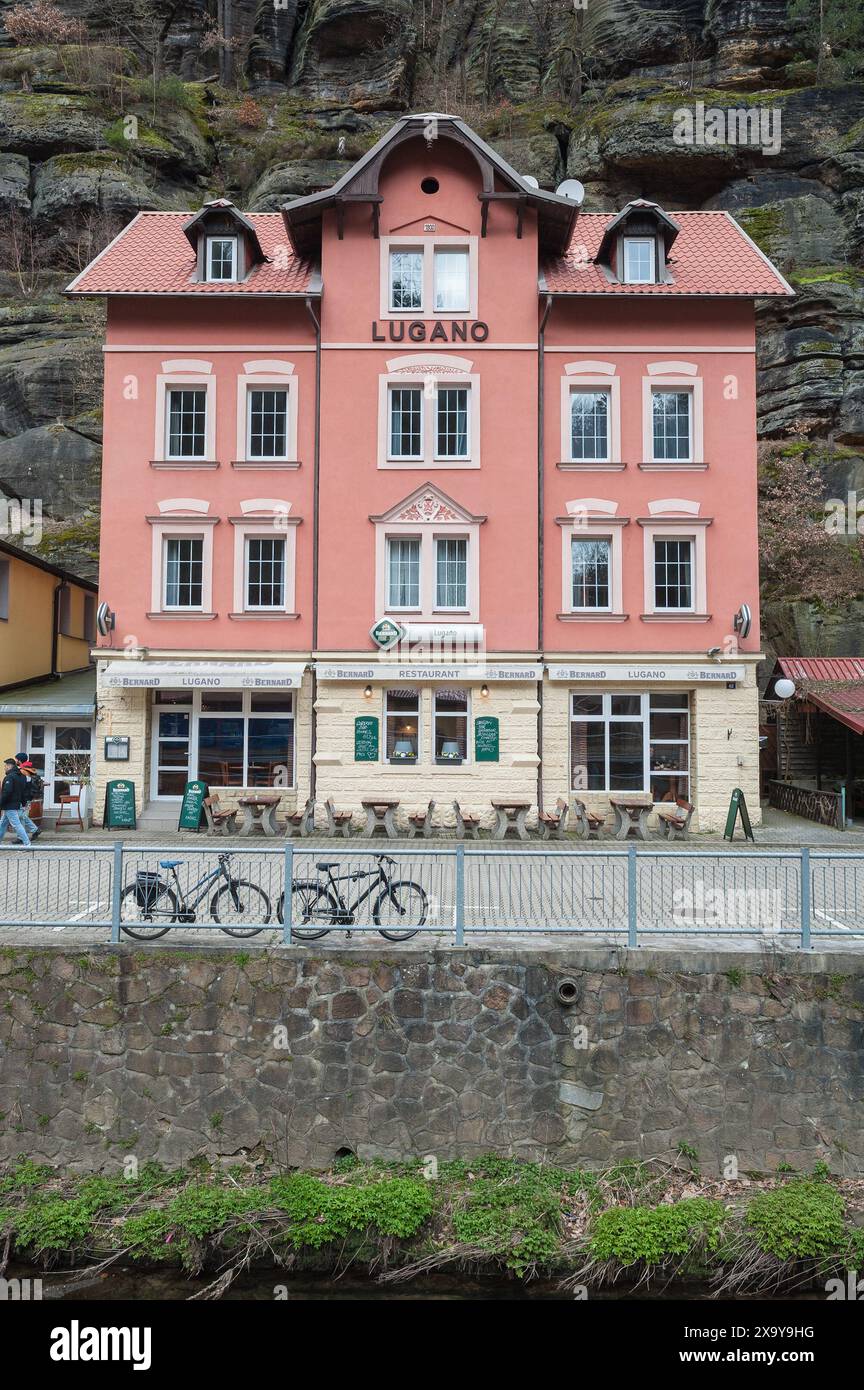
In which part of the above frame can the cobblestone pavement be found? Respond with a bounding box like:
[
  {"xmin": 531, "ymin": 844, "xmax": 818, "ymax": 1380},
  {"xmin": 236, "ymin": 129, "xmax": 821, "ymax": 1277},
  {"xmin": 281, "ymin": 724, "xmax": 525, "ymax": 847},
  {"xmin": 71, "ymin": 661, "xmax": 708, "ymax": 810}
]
[{"xmin": 1, "ymin": 806, "xmax": 863, "ymax": 949}]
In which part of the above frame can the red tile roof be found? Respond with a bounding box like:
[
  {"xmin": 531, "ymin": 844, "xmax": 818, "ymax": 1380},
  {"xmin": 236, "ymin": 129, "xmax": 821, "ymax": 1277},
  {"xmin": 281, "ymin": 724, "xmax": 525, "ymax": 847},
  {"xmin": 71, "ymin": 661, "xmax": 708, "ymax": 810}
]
[
  {"xmin": 541, "ymin": 211, "xmax": 792, "ymax": 297},
  {"xmin": 775, "ymin": 658, "xmax": 864, "ymax": 736},
  {"xmin": 66, "ymin": 212, "xmax": 316, "ymax": 296}
]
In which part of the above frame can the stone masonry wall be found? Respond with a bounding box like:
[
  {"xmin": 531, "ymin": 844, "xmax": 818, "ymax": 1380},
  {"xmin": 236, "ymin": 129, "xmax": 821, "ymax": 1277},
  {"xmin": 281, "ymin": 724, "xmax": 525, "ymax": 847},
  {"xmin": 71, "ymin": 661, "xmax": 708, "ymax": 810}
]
[{"xmin": 1, "ymin": 945, "xmax": 862, "ymax": 1174}]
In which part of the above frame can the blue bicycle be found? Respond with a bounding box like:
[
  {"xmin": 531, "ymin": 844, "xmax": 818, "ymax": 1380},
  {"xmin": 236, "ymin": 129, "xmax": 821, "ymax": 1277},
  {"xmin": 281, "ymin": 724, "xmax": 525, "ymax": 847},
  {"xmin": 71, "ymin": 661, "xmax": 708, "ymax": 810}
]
[{"xmin": 119, "ymin": 852, "xmax": 271, "ymax": 940}]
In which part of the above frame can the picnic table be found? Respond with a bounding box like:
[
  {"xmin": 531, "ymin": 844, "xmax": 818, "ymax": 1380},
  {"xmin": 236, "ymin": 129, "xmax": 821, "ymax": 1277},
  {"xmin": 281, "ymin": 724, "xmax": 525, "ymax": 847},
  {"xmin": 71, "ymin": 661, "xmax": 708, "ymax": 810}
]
[
  {"xmin": 361, "ymin": 798, "xmax": 400, "ymax": 838},
  {"xmin": 491, "ymin": 799, "xmax": 531, "ymax": 841},
  {"xmin": 609, "ymin": 796, "xmax": 653, "ymax": 841},
  {"xmin": 237, "ymin": 793, "xmax": 282, "ymax": 837}
]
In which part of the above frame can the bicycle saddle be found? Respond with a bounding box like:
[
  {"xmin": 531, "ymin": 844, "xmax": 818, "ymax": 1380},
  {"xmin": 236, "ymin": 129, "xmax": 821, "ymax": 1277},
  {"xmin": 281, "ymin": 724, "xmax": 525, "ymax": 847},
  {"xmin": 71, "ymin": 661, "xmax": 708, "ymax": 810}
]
[
  {"xmin": 316, "ymin": 861, "xmax": 339, "ymax": 871},
  {"xmin": 159, "ymin": 859, "xmax": 183, "ymax": 869}
]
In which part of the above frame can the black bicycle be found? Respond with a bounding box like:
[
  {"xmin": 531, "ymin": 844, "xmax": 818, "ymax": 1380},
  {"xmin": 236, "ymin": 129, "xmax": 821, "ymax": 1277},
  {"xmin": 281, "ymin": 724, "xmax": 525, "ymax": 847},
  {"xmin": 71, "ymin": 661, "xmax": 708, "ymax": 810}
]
[
  {"xmin": 277, "ymin": 854, "xmax": 428, "ymax": 942},
  {"xmin": 119, "ymin": 852, "xmax": 271, "ymax": 940}
]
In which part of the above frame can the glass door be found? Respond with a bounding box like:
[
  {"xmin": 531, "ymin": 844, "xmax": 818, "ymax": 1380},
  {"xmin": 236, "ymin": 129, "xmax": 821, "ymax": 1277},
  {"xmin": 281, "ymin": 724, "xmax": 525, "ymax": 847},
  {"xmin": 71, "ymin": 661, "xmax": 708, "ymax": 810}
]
[
  {"xmin": 150, "ymin": 692, "xmax": 192, "ymax": 799},
  {"xmin": 25, "ymin": 723, "xmax": 93, "ymax": 808}
]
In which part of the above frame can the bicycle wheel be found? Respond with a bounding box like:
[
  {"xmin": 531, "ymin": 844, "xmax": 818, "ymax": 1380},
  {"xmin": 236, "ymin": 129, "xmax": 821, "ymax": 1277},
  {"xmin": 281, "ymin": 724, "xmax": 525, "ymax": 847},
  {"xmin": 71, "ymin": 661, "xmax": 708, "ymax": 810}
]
[
  {"xmin": 211, "ymin": 879, "xmax": 271, "ymax": 938},
  {"xmin": 276, "ymin": 880, "xmax": 340, "ymax": 940},
  {"xmin": 119, "ymin": 882, "xmax": 178, "ymax": 941},
  {"xmin": 373, "ymin": 880, "xmax": 428, "ymax": 940}
]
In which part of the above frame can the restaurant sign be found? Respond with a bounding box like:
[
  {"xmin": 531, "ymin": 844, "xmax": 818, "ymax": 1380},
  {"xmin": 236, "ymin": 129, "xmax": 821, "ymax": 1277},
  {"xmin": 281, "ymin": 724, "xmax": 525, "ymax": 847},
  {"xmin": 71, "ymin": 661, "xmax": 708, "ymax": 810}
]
[
  {"xmin": 101, "ymin": 662, "xmax": 305, "ymax": 689},
  {"xmin": 546, "ymin": 664, "xmax": 746, "ymax": 683},
  {"xmin": 318, "ymin": 663, "xmax": 541, "ymax": 682}
]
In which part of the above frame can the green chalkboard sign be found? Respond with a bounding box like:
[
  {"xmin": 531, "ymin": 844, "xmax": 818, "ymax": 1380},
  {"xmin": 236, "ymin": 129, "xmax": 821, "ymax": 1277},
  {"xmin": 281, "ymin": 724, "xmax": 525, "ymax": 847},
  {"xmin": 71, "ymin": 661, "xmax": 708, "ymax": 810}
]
[
  {"xmin": 178, "ymin": 779, "xmax": 209, "ymax": 831},
  {"xmin": 354, "ymin": 715, "xmax": 379, "ymax": 762},
  {"xmin": 103, "ymin": 779, "xmax": 136, "ymax": 829},
  {"xmin": 475, "ymin": 716, "xmax": 500, "ymax": 763},
  {"xmin": 724, "ymin": 787, "xmax": 754, "ymax": 842}
]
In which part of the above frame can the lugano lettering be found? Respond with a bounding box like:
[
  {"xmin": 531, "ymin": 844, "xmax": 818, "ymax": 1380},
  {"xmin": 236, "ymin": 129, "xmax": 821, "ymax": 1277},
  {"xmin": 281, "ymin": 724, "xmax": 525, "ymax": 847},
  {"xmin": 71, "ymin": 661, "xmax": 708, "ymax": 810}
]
[{"xmin": 372, "ymin": 320, "xmax": 489, "ymax": 343}]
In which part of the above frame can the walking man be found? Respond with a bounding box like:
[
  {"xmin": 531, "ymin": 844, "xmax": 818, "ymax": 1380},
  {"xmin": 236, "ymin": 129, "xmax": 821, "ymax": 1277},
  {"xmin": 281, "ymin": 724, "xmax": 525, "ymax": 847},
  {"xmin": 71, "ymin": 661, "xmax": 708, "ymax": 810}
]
[
  {"xmin": 0, "ymin": 757, "xmax": 33, "ymax": 847},
  {"xmin": 15, "ymin": 754, "xmax": 41, "ymax": 841}
]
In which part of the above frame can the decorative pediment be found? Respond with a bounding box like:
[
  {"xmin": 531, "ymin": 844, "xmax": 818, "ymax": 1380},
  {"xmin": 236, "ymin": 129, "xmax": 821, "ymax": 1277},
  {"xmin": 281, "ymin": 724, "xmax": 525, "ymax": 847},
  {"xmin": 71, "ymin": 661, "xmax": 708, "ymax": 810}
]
[
  {"xmin": 371, "ymin": 482, "xmax": 486, "ymax": 526},
  {"xmin": 388, "ymin": 215, "xmax": 471, "ymax": 236}
]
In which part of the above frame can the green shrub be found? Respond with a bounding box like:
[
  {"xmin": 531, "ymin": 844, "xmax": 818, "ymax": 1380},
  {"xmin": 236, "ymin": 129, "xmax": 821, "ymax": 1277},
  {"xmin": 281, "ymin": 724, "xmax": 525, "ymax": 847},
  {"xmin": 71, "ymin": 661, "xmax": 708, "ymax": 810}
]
[
  {"xmin": 745, "ymin": 1180, "xmax": 846, "ymax": 1260},
  {"xmin": 589, "ymin": 1198, "xmax": 727, "ymax": 1267}
]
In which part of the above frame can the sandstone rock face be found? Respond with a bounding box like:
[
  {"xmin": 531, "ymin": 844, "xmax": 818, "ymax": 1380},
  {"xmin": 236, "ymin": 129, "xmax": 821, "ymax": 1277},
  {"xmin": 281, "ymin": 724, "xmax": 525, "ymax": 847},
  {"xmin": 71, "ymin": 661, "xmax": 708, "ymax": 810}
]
[{"xmin": 0, "ymin": 0, "xmax": 861, "ymax": 653}]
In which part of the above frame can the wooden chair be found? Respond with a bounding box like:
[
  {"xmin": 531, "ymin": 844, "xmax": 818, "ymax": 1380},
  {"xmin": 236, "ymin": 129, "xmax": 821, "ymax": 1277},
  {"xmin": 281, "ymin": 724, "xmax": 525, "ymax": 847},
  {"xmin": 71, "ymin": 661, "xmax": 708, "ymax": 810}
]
[
  {"xmin": 54, "ymin": 791, "xmax": 85, "ymax": 831},
  {"xmin": 324, "ymin": 797, "xmax": 353, "ymax": 838},
  {"xmin": 203, "ymin": 794, "xmax": 238, "ymax": 837},
  {"xmin": 657, "ymin": 798, "xmax": 695, "ymax": 841},
  {"xmin": 538, "ymin": 796, "xmax": 570, "ymax": 840},
  {"xmin": 572, "ymin": 798, "xmax": 606, "ymax": 840},
  {"xmin": 453, "ymin": 800, "xmax": 481, "ymax": 839},
  {"xmin": 407, "ymin": 799, "xmax": 436, "ymax": 838},
  {"xmin": 285, "ymin": 796, "xmax": 315, "ymax": 838}
]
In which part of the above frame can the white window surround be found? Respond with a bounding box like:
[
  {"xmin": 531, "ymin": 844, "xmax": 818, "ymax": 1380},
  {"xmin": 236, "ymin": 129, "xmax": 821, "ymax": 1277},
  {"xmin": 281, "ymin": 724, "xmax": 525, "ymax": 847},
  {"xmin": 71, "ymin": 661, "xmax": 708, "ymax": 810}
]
[
  {"xmin": 379, "ymin": 236, "xmax": 479, "ymax": 320},
  {"xmin": 640, "ymin": 501, "xmax": 710, "ymax": 619},
  {"xmin": 560, "ymin": 361, "xmax": 621, "ymax": 469},
  {"xmin": 557, "ymin": 498, "xmax": 627, "ymax": 620},
  {"xmin": 378, "ymin": 355, "xmax": 480, "ymax": 469},
  {"xmin": 206, "ymin": 236, "xmax": 238, "ymax": 283},
  {"xmin": 622, "ymin": 236, "xmax": 656, "ymax": 284},
  {"xmin": 372, "ymin": 483, "xmax": 484, "ymax": 621},
  {"xmin": 229, "ymin": 502, "xmax": 298, "ymax": 618},
  {"xmin": 147, "ymin": 511, "xmax": 216, "ymax": 617},
  {"xmin": 155, "ymin": 360, "xmax": 216, "ymax": 464},
  {"xmin": 234, "ymin": 360, "xmax": 299, "ymax": 467},
  {"xmin": 642, "ymin": 361, "xmax": 704, "ymax": 467}
]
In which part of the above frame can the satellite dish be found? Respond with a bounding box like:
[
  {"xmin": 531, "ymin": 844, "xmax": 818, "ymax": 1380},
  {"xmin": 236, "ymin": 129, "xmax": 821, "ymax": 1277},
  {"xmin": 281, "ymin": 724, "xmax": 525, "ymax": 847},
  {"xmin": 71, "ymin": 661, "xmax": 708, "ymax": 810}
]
[
  {"xmin": 96, "ymin": 601, "xmax": 115, "ymax": 637},
  {"xmin": 521, "ymin": 174, "xmax": 539, "ymax": 189},
  {"xmin": 556, "ymin": 178, "xmax": 585, "ymax": 204},
  {"xmin": 733, "ymin": 603, "xmax": 752, "ymax": 639}
]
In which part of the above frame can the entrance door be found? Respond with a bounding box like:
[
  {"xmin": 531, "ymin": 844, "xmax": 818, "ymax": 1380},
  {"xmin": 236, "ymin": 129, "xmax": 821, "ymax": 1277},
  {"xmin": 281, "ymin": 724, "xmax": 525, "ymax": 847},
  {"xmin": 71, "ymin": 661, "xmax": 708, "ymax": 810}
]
[{"xmin": 25, "ymin": 723, "xmax": 93, "ymax": 809}]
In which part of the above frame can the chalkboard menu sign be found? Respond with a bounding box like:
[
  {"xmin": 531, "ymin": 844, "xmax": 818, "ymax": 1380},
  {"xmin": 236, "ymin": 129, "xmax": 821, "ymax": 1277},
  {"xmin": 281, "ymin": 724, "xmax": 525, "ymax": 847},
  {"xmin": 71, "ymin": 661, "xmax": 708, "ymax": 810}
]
[
  {"xmin": 103, "ymin": 779, "xmax": 136, "ymax": 829},
  {"xmin": 724, "ymin": 787, "xmax": 754, "ymax": 842},
  {"xmin": 354, "ymin": 715, "xmax": 379, "ymax": 762},
  {"xmin": 178, "ymin": 779, "xmax": 209, "ymax": 831},
  {"xmin": 475, "ymin": 716, "xmax": 499, "ymax": 763}
]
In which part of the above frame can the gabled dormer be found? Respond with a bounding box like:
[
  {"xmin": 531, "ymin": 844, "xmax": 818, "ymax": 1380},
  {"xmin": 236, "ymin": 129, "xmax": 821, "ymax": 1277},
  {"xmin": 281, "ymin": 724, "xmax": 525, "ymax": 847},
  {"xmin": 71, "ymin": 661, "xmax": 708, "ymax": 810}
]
[
  {"xmin": 182, "ymin": 199, "xmax": 268, "ymax": 284},
  {"xmin": 596, "ymin": 200, "xmax": 680, "ymax": 286}
]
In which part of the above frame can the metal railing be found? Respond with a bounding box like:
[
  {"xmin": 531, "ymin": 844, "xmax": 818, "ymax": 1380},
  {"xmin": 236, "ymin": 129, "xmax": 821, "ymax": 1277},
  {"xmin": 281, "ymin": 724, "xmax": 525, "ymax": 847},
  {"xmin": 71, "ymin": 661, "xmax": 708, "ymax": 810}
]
[{"xmin": 1, "ymin": 843, "xmax": 864, "ymax": 948}]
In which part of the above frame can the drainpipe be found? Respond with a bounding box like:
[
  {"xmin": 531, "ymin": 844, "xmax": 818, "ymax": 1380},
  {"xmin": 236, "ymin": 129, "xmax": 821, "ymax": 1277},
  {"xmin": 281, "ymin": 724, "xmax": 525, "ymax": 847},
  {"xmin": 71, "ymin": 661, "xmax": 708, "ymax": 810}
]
[
  {"xmin": 51, "ymin": 582, "xmax": 64, "ymax": 678},
  {"xmin": 305, "ymin": 294, "xmax": 322, "ymax": 800},
  {"xmin": 537, "ymin": 294, "xmax": 553, "ymax": 811}
]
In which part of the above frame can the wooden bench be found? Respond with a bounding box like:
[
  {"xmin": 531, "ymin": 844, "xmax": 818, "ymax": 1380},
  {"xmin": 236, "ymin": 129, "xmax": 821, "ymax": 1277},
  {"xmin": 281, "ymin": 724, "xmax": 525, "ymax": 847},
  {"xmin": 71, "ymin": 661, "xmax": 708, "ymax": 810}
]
[
  {"xmin": 285, "ymin": 796, "xmax": 315, "ymax": 838},
  {"xmin": 324, "ymin": 797, "xmax": 353, "ymax": 838},
  {"xmin": 203, "ymin": 794, "xmax": 238, "ymax": 837},
  {"xmin": 572, "ymin": 798, "xmax": 606, "ymax": 840},
  {"xmin": 538, "ymin": 796, "xmax": 570, "ymax": 840},
  {"xmin": 657, "ymin": 798, "xmax": 695, "ymax": 841},
  {"xmin": 453, "ymin": 800, "xmax": 481, "ymax": 839},
  {"xmin": 407, "ymin": 799, "xmax": 436, "ymax": 838}
]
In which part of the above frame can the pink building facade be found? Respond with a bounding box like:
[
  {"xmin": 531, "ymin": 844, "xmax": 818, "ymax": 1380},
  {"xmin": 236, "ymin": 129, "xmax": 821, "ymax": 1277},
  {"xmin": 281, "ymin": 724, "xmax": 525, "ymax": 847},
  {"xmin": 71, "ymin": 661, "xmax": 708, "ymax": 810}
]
[{"xmin": 70, "ymin": 115, "xmax": 791, "ymax": 831}]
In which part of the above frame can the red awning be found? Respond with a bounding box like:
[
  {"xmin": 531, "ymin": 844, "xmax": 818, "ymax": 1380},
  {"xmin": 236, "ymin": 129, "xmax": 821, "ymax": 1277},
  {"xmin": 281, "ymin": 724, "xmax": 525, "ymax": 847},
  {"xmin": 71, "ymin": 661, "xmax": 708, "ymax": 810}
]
[{"xmin": 775, "ymin": 658, "xmax": 864, "ymax": 736}]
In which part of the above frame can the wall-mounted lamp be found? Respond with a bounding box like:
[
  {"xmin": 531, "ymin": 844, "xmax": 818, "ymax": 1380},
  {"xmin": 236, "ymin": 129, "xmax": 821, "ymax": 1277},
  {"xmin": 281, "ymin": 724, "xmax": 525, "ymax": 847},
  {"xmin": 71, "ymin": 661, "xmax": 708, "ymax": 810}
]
[
  {"xmin": 774, "ymin": 678, "xmax": 796, "ymax": 700},
  {"xmin": 480, "ymin": 683, "xmax": 489, "ymax": 698},
  {"xmin": 363, "ymin": 685, "xmax": 373, "ymax": 699}
]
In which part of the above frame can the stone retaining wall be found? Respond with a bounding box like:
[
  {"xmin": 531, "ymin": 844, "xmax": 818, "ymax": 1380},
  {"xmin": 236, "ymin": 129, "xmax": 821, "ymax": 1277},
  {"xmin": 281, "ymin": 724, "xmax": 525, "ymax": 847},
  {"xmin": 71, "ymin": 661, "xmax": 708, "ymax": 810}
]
[{"xmin": 1, "ymin": 945, "xmax": 861, "ymax": 1173}]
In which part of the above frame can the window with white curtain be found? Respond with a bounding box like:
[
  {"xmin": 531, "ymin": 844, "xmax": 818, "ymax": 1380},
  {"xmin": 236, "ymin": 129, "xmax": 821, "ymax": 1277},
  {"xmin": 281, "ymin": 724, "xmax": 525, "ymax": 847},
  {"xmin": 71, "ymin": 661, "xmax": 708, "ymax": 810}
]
[
  {"xmin": 435, "ymin": 388, "xmax": 469, "ymax": 458},
  {"xmin": 387, "ymin": 536, "xmax": 421, "ymax": 608},
  {"xmin": 622, "ymin": 236, "xmax": 655, "ymax": 284},
  {"xmin": 433, "ymin": 248, "xmax": 469, "ymax": 310},
  {"xmin": 435, "ymin": 537, "xmax": 467, "ymax": 608}
]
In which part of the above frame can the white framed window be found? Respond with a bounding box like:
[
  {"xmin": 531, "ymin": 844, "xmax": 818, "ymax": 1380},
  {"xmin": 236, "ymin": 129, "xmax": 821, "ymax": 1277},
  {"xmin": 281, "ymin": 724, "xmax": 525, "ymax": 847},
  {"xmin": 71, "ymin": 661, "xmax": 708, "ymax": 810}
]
[
  {"xmin": 569, "ymin": 691, "xmax": 689, "ymax": 799},
  {"xmin": 434, "ymin": 688, "xmax": 469, "ymax": 763},
  {"xmin": 235, "ymin": 362, "xmax": 298, "ymax": 467},
  {"xmin": 380, "ymin": 238, "xmax": 478, "ymax": 320},
  {"xmin": 379, "ymin": 356, "xmax": 480, "ymax": 469},
  {"xmin": 389, "ymin": 249, "xmax": 423, "ymax": 311},
  {"xmin": 386, "ymin": 536, "xmax": 421, "ymax": 609},
  {"xmin": 652, "ymin": 389, "xmax": 692, "ymax": 461},
  {"xmin": 434, "ymin": 249, "xmax": 469, "ymax": 311},
  {"xmin": 560, "ymin": 363, "xmax": 621, "ymax": 468},
  {"xmin": 155, "ymin": 361, "xmax": 216, "ymax": 466},
  {"xmin": 570, "ymin": 390, "xmax": 610, "ymax": 462},
  {"xmin": 374, "ymin": 484, "xmax": 483, "ymax": 622},
  {"xmin": 230, "ymin": 505, "xmax": 298, "ymax": 617},
  {"xmin": 248, "ymin": 389, "xmax": 288, "ymax": 460},
  {"xmin": 167, "ymin": 387, "xmax": 207, "ymax": 459},
  {"xmin": 150, "ymin": 688, "xmax": 295, "ymax": 797},
  {"xmin": 206, "ymin": 236, "xmax": 237, "ymax": 282},
  {"xmin": 385, "ymin": 689, "xmax": 420, "ymax": 763},
  {"xmin": 245, "ymin": 536, "xmax": 286, "ymax": 609},
  {"xmin": 163, "ymin": 536, "xmax": 204, "ymax": 609},
  {"xmin": 571, "ymin": 537, "xmax": 611, "ymax": 611},
  {"xmin": 622, "ymin": 236, "xmax": 655, "ymax": 284},
  {"xmin": 148, "ymin": 503, "xmax": 216, "ymax": 617},
  {"xmin": 435, "ymin": 536, "xmax": 468, "ymax": 609},
  {"xmin": 653, "ymin": 537, "xmax": 693, "ymax": 611}
]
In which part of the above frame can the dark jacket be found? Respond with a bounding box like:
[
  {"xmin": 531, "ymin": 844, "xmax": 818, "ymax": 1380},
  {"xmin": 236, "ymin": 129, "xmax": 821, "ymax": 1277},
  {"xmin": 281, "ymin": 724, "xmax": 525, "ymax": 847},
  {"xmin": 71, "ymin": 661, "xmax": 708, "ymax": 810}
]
[{"xmin": 0, "ymin": 768, "xmax": 26, "ymax": 812}]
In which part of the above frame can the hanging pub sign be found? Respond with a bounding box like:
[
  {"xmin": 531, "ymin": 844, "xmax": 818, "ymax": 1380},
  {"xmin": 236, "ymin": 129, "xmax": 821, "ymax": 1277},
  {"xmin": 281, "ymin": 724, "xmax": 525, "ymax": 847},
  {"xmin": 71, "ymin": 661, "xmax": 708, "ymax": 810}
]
[
  {"xmin": 178, "ymin": 779, "xmax": 209, "ymax": 831},
  {"xmin": 354, "ymin": 715, "xmax": 379, "ymax": 762},
  {"xmin": 103, "ymin": 779, "xmax": 136, "ymax": 829},
  {"xmin": 475, "ymin": 716, "xmax": 500, "ymax": 763}
]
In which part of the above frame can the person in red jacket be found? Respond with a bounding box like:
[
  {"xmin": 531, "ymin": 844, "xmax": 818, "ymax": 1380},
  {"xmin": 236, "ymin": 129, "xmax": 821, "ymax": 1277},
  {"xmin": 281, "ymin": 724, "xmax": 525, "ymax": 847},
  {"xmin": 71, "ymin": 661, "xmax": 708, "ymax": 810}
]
[{"xmin": 0, "ymin": 758, "xmax": 32, "ymax": 847}]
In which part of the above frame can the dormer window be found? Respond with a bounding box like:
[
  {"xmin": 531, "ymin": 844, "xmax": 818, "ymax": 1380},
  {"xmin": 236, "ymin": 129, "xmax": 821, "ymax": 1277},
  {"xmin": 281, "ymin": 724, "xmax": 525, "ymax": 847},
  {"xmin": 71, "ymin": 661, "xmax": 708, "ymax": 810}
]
[
  {"xmin": 622, "ymin": 236, "xmax": 656, "ymax": 285},
  {"xmin": 207, "ymin": 237, "xmax": 237, "ymax": 282}
]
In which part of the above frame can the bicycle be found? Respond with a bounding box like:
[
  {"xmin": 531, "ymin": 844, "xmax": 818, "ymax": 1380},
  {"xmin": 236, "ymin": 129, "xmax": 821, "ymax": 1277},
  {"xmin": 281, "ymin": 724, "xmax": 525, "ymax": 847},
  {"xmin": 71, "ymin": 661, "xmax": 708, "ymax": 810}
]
[
  {"xmin": 277, "ymin": 854, "xmax": 428, "ymax": 942},
  {"xmin": 119, "ymin": 852, "xmax": 271, "ymax": 940}
]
